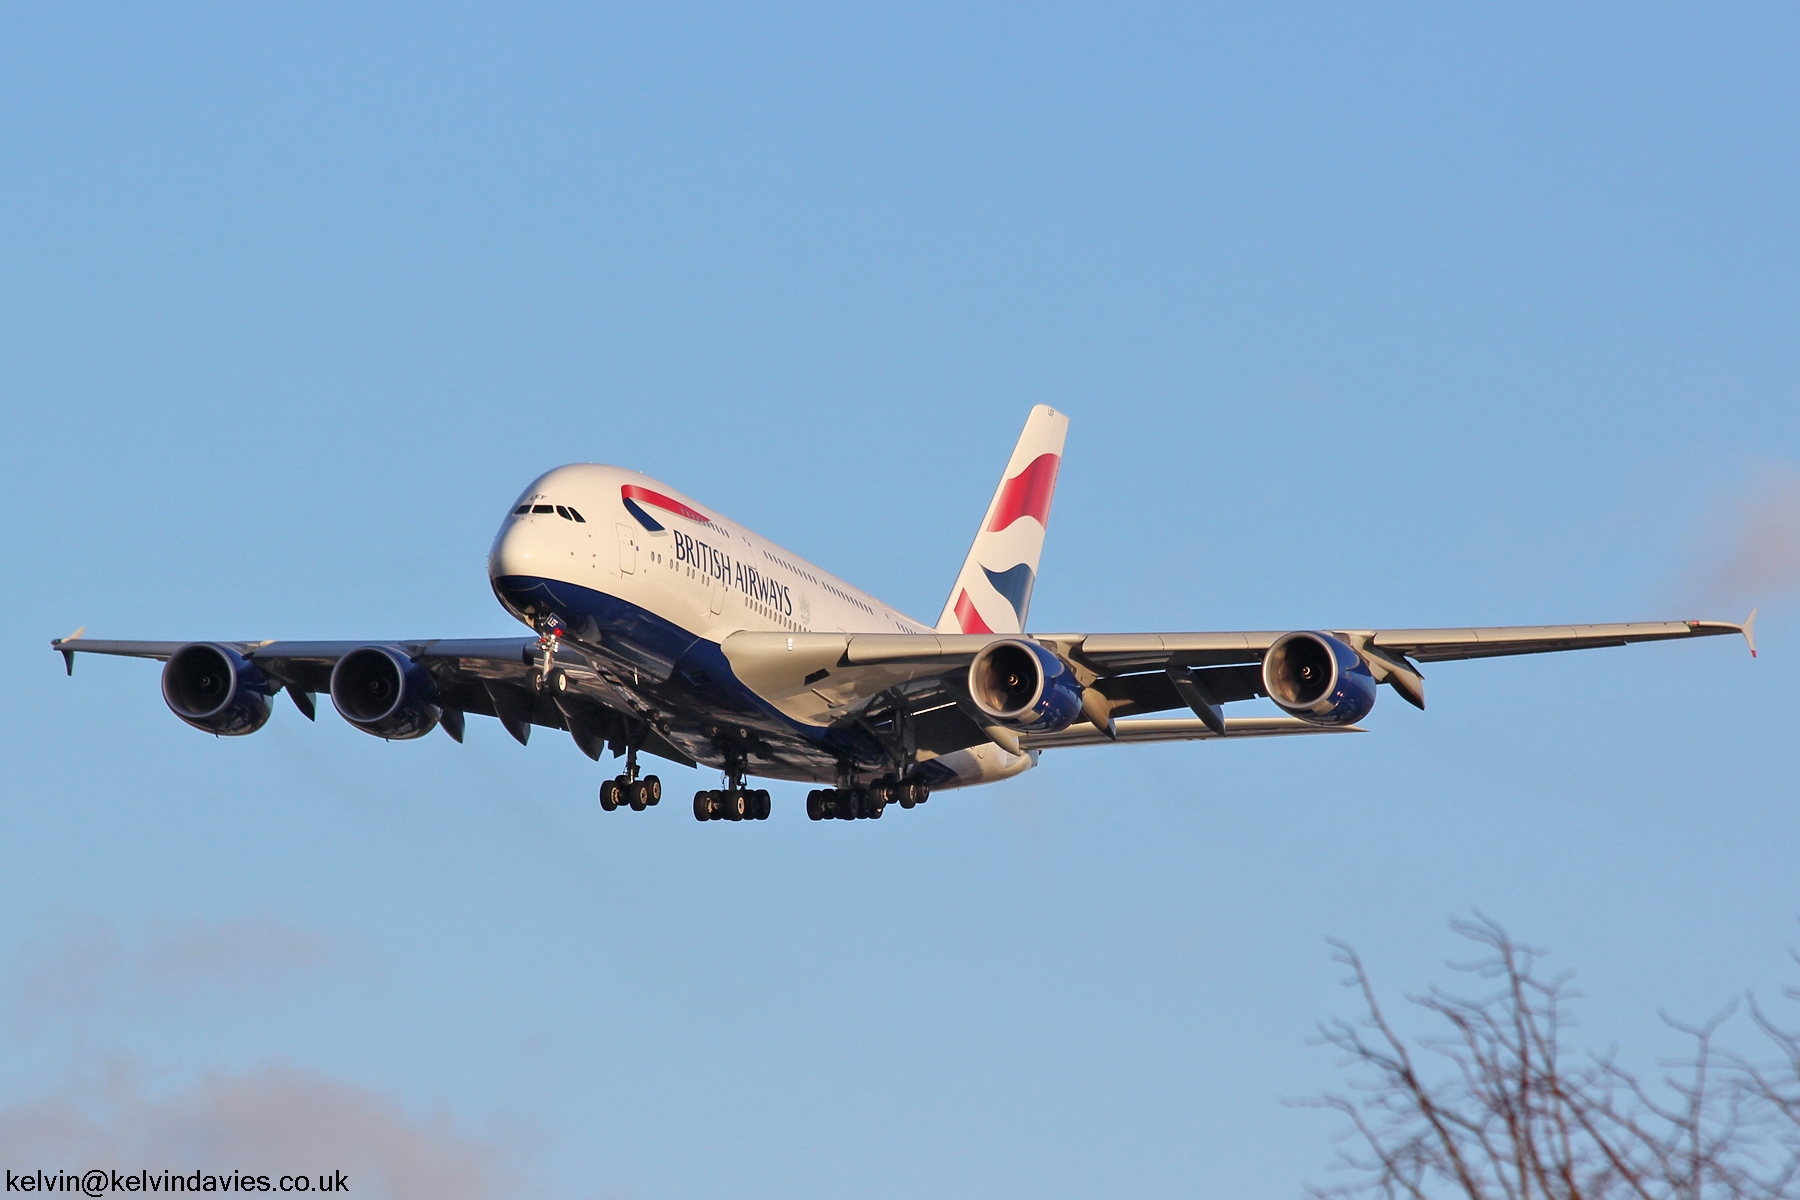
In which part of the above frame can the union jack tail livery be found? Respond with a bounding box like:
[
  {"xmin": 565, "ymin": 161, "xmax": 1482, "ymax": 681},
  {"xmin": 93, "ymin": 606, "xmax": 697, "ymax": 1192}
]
[{"xmin": 936, "ymin": 404, "xmax": 1069, "ymax": 635}]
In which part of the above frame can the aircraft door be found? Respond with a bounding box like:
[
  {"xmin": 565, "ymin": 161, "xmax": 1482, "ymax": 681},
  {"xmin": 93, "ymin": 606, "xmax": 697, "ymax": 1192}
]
[{"xmin": 616, "ymin": 525, "xmax": 638, "ymax": 575}]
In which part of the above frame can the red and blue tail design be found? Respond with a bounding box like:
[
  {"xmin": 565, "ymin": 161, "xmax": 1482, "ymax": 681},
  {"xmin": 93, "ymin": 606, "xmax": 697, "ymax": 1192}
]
[{"xmin": 936, "ymin": 406, "xmax": 1069, "ymax": 635}]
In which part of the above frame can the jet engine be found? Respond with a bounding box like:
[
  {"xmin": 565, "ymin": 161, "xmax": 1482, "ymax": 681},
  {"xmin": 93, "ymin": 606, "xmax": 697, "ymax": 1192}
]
[
  {"xmin": 161, "ymin": 643, "xmax": 274, "ymax": 736},
  {"xmin": 329, "ymin": 646, "xmax": 442, "ymax": 740},
  {"xmin": 1261, "ymin": 631, "xmax": 1377, "ymax": 726},
  {"xmin": 967, "ymin": 639, "xmax": 1085, "ymax": 733}
]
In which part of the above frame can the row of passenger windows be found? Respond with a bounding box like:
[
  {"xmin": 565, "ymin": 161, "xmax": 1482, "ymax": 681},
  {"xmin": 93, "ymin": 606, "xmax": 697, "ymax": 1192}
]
[
  {"xmin": 753, "ymin": 547, "xmax": 874, "ymax": 615},
  {"xmin": 514, "ymin": 503, "xmax": 587, "ymax": 523},
  {"xmin": 820, "ymin": 579, "xmax": 872, "ymax": 614}
]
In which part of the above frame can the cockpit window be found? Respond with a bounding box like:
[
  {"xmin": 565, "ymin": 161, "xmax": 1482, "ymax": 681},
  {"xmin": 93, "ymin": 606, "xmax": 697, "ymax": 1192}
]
[{"xmin": 518, "ymin": 501, "xmax": 586, "ymax": 521}]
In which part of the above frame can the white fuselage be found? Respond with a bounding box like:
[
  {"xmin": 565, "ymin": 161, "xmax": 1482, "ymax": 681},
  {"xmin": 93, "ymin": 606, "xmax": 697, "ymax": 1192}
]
[
  {"xmin": 489, "ymin": 465, "xmax": 932, "ymax": 641},
  {"xmin": 486, "ymin": 464, "xmax": 1032, "ymax": 789}
]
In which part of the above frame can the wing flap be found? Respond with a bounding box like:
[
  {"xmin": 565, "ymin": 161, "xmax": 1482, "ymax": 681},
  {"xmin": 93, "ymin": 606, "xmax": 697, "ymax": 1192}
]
[
  {"xmin": 1067, "ymin": 631, "xmax": 1283, "ymax": 671},
  {"xmin": 1022, "ymin": 716, "xmax": 1360, "ymax": 750},
  {"xmin": 1367, "ymin": 620, "xmax": 1746, "ymax": 662}
]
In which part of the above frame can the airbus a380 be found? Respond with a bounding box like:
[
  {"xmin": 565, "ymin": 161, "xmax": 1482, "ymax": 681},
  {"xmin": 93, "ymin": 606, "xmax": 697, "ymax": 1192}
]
[{"xmin": 54, "ymin": 407, "xmax": 1755, "ymax": 823}]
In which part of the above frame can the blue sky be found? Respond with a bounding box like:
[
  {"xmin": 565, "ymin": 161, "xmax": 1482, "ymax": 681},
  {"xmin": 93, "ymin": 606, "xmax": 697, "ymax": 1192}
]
[{"xmin": 2, "ymin": 4, "xmax": 1797, "ymax": 1197}]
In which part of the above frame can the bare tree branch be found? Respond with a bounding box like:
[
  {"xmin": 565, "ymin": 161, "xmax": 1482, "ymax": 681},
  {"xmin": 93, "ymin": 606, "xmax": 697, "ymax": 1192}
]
[{"xmin": 1299, "ymin": 917, "xmax": 1800, "ymax": 1200}]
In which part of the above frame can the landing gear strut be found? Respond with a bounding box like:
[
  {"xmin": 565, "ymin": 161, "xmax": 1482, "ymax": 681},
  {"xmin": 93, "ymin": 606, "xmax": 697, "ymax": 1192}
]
[{"xmin": 598, "ymin": 744, "xmax": 660, "ymax": 813}]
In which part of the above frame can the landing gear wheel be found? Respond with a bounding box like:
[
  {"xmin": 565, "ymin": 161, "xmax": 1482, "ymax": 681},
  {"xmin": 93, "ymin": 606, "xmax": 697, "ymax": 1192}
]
[
  {"xmin": 753, "ymin": 789, "xmax": 771, "ymax": 820},
  {"xmin": 599, "ymin": 779, "xmax": 622, "ymax": 811},
  {"xmin": 838, "ymin": 789, "xmax": 860, "ymax": 820},
  {"xmin": 627, "ymin": 781, "xmax": 648, "ymax": 811},
  {"xmin": 806, "ymin": 790, "xmax": 824, "ymax": 821},
  {"xmin": 693, "ymin": 790, "xmax": 712, "ymax": 822},
  {"xmin": 643, "ymin": 775, "xmax": 661, "ymax": 805},
  {"xmin": 724, "ymin": 790, "xmax": 747, "ymax": 821}
]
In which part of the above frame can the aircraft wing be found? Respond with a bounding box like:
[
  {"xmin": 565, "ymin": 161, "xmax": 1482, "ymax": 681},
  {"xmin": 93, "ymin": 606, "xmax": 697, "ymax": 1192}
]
[
  {"xmin": 50, "ymin": 635, "xmax": 697, "ymax": 766},
  {"xmin": 721, "ymin": 613, "xmax": 1754, "ymax": 753}
]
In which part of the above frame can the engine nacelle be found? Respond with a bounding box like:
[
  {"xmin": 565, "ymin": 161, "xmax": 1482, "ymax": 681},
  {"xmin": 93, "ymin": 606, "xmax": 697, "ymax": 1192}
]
[
  {"xmin": 330, "ymin": 646, "xmax": 442, "ymax": 740},
  {"xmin": 967, "ymin": 639, "xmax": 1085, "ymax": 733},
  {"xmin": 161, "ymin": 643, "xmax": 274, "ymax": 736},
  {"xmin": 1261, "ymin": 631, "xmax": 1377, "ymax": 726}
]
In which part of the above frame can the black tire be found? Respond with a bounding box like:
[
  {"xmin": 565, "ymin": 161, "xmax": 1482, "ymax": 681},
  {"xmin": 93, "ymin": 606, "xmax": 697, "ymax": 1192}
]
[
  {"xmin": 707, "ymin": 789, "xmax": 725, "ymax": 820},
  {"xmin": 754, "ymin": 789, "xmax": 771, "ymax": 820},
  {"xmin": 806, "ymin": 790, "xmax": 823, "ymax": 821},
  {"xmin": 599, "ymin": 780, "xmax": 621, "ymax": 811},
  {"xmin": 627, "ymin": 781, "xmax": 648, "ymax": 811},
  {"xmin": 838, "ymin": 789, "xmax": 860, "ymax": 820},
  {"xmin": 693, "ymin": 790, "xmax": 711, "ymax": 821},
  {"xmin": 644, "ymin": 775, "xmax": 662, "ymax": 805},
  {"xmin": 728, "ymin": 790, "xmax": 749, "ymax": 820}
]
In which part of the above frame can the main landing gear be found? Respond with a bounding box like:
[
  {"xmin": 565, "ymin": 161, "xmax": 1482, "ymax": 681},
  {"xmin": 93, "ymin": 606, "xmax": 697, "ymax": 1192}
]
[
  {"xmin": 692, "ymin": 751, "xmax": 771, "ymax": 821},
  {"xmin": 693, "ymin": 788, "xmax": 772, "ymax": 821},
  {"xmin": 599, "ymin": 774, "xmax": 661, "ymax": 811},
  {"xmin": 806, "ymin": 780, "xmax": 928, "ymax": 821},
  {"xmin": 599, "ymin": 745, "xmax": 661, "ymax": 812}
]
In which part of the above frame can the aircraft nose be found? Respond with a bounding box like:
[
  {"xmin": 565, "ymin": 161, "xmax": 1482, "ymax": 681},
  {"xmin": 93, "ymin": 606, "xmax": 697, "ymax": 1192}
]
[{"xmin": 488, "ymin": 516, "xmax": 542, "ymax": 582}]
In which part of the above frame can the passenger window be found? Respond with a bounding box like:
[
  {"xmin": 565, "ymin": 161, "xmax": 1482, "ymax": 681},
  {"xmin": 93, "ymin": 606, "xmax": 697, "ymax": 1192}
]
[
  {"xmin": 532, "ymin": 505, "xmax": 553, "ymax": 514},
  {"xmin": 567, "ymin": 507, "xmax": 585, "ymax": 523}
]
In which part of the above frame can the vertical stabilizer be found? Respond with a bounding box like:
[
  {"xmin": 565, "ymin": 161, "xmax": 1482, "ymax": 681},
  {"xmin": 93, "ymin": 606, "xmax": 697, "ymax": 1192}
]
[{"xmin": 935, "ymin": 405, "xmax": 1070, "ymax": 634}]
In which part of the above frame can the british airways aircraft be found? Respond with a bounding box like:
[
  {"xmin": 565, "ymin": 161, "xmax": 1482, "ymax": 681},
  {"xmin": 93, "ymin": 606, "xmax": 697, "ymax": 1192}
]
[{"xmin": 53, "ymin": 407, "xmax": 1755, "ymax": 823}]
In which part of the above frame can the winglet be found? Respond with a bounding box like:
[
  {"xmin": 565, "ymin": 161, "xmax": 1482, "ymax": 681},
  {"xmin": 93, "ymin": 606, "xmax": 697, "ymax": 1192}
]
[
  {"xmin": 54, "ymin": 626, "xmax": 85, "ymax": 675},
  {"xmin": 1743, "ymin": 608, "xmax": 1758, "ymax": 658}
]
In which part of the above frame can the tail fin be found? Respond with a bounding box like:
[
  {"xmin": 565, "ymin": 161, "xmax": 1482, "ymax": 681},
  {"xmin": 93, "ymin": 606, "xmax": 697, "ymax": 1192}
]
[{"xmin": 936, "ymin": 405, "xmax": 1070, "ymax": 634}]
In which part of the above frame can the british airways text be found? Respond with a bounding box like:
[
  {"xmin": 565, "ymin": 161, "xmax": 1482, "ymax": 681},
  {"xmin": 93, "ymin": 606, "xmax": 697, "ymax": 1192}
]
[{"xmin": 672, "ymin": 530, "xmax": 792, "ymax": 616}]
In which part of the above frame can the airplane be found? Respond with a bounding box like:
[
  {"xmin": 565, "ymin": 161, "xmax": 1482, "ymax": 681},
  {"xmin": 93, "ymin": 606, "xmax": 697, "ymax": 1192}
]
[{"xmin": 52, "ymin": 406, "xmax": 1756, "ymax": 824}]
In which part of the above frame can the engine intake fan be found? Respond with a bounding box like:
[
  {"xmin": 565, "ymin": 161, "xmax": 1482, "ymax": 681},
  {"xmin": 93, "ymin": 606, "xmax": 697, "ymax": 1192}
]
[
  {"xmin": 967, "ymin": 639, "xmax": 1084, "ymax": 733},
  {"xmin": 161, "ymin": 643, "xmax": 273, "ymax": 736},
  {"xmin": 1261, "ymin": 631, "xmax": 1377, "ymax": 726},
  {"xmin": 330, "ymin": 646, "xmax": 442, "ymax": 740}
]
